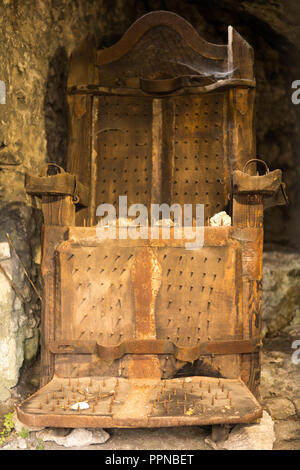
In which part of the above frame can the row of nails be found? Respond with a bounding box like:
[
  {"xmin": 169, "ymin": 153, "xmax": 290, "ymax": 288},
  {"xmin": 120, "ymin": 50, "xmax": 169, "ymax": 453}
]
[
  {"xmin": 60, "ymin": 377, "xmax": 120, "ymax": 388},
  {"xmin": 159, "ymin": 379, "xmax": 227, "ymax": 392},
  {"xmin": 155, "ymin": 391, "xmax": 231, "ymax": 404},
  {"xmin": 41, "ymin": 390, "xmax": 118, "ymax": 412}
]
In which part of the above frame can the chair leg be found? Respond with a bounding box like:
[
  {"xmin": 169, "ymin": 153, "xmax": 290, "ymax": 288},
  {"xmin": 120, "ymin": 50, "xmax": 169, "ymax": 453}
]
[{"xmin": 211, "ymin": 424, "xmax": 231, "ymax": 442}]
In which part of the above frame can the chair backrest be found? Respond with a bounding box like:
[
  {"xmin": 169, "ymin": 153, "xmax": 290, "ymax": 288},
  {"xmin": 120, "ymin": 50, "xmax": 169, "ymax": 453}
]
[{"xmin": 66, "ymin": 11, "xmax": 256, "ymax": 226}]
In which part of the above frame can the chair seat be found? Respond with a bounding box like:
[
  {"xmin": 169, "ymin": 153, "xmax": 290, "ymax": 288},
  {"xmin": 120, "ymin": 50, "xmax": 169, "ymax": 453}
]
[{"xmin": 17, "ymin": 375, "xmax": 262, "ymax": 428}]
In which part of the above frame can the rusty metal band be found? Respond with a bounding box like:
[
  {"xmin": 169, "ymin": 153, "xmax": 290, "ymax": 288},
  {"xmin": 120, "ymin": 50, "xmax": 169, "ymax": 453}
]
[
  {"xmin": 49, "ymin": 337, "xmax": 261, "ymax": 362},
  {"xmin": 67, "ymin": 78, "xmax": 256, "ymax": 95}
]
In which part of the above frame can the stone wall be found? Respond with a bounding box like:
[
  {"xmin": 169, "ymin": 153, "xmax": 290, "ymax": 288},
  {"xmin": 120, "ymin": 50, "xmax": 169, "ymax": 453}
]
[
  {"xmin": 263, "ymin": 251, "xmax": 300, "ymax": 337},
  {"xmin": 0, "ymin": 0, "xmax": 126, "ymax": 400},
  {"xmin": 0, "ymin": 0, "xmax": 299, "ymax": 399}
]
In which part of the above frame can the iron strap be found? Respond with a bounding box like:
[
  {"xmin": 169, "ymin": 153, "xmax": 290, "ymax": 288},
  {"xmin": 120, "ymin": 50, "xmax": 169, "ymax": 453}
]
[
  {"xmin": 49, "ymin": 337, "xmax": 261, "ymax": 362},
  {"xmin": 67, "ymin": 78, "xmax": 256, "ymax": 96}
]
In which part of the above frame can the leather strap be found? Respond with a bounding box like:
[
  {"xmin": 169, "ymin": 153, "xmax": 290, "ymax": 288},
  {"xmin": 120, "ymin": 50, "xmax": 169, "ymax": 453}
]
[{"xmin": 50, "ymin": 337, "xmax": 261, "ymax": 362}]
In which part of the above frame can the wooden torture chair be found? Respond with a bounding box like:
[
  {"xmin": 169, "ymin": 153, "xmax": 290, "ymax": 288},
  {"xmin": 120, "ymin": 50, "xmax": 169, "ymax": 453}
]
[{"xmin": 18, "ymin": 11, "xmax": 287, "ymax": 429}]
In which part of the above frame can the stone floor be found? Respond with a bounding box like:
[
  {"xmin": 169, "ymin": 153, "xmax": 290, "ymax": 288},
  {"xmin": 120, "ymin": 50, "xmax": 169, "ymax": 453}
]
[
  {"xmin": 0, "ymin": 330, "xmax": 299, "ymax": 450},
  {"xmin": 259, "ymin": 330, "xmax": 300, "ymax": 450}
]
